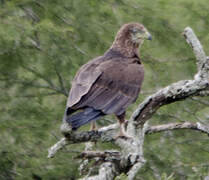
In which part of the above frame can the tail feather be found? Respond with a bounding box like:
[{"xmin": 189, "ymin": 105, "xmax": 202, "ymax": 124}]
[{"xmin": 65, "ymin": 107, "xmax": 104, "ymax": 130}]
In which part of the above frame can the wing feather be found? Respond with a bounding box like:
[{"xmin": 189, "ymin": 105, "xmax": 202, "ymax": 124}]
[
  {"xmin": 67, "ymin": 57, "xmax": 103, "ymax": 107},
  {"xmin": 69, "ymin": 57, "xmax": 144, "ymax": 115}
]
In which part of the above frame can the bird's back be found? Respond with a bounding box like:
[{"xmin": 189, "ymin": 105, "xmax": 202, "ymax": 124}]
[{"xmin": 69, "ymin": 53, "xmax": 144, "ymax": 116}]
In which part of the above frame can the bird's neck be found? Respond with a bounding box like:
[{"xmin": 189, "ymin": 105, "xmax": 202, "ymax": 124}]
[{"xmin": 111, "ymin": 38, "xmax": 142, "ymax": 58}]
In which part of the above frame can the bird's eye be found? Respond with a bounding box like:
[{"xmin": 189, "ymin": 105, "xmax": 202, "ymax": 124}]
[
  {"xmin": 131, "ymin": 28, "xmax": 144, "ymax": 34},
  {"xmin": 131, "ymin": 28, "xmax": 138, "ymax": 33}
]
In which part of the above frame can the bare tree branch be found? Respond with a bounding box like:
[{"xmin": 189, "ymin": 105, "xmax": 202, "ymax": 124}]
[
  {"xmin": 79, "ymin": 162, "xmax": 118, "ymax": 180},
  {"xmin": 146, "ymin": 122, "xmax": 209, "ymax": 135},
  {"xmin": 48, "ymin": 123, "xmax": 118, "ymax": 158},
  {"xmin": 182, "ymin": 28, "xmax": 208, "ymax": 75},
  {"xmin": 127, "ymin": 162, "xmax": 145, "ymax": 180}
]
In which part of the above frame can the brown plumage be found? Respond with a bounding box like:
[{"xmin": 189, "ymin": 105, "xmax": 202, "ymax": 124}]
[{"xmin": 63, "ymin": 22, "xmax": 152, "ymax": 138}]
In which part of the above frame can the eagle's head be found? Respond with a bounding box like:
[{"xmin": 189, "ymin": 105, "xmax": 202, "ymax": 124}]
[
  {"xmin": 112, "ymin": 22, "xmax": 152, "ymax": 57},
  {"xmin": 116, "ymin": 23, "xmax": 152, "ymax": 44},
  {"xmin": 129, "ymin": 23, "xmax": 152, "ymax": 43}
]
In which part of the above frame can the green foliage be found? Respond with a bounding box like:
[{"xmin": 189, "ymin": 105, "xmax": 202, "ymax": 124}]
[{"xmin": 0, "ymin": 0, "xmax": 209, "ymax": 179}]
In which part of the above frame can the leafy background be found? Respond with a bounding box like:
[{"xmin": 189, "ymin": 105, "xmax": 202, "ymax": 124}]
[{"xmin": 0, "ymin": 0, "xmax": 209, "ymax": 179}]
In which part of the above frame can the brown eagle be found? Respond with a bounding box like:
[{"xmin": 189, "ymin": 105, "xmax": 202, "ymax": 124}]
[{"xmin": 63, "ymin": 22, "xmax": 152, "ymax": 138}]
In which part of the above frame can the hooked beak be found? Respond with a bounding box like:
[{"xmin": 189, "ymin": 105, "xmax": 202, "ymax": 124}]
[{"xmin": 145, "ymin": 31, "xmax": 152, "ymax": 40}]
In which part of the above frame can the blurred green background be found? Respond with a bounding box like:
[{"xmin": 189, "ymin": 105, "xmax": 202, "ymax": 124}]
[{"xmin": 0, "ymin": 0, "xmax": 209, "ymax": 179}]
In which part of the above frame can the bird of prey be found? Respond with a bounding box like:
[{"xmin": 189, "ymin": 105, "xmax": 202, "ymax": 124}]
[{"xmin": 63, "ymin": 22, "xmax": 152, "ymax": 138}]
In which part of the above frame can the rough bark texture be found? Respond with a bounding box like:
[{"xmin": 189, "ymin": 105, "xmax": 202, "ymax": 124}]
[
  {"xmin": 145, "ymin": 122, "xmax": 209, "ymax": 135},
  {"xmin": 48, "ymin": 27, "xmax": 209, "ymax": 180}
]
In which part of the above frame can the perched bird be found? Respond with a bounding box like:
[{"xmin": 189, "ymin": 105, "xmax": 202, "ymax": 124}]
[{"xmin": 63, "ymin": 22, "xmax": 152, "ymax": 138}]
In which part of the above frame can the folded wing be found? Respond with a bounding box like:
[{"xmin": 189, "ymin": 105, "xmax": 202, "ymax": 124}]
[{"xmin": 68, "ymin": 57, "xmax": 144, "ymax": 116}]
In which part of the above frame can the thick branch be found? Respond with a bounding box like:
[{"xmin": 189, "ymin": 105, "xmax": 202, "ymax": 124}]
[
  {"xmin": 131, "ymin": 79, "xmax": 208, "ymax": 127},
  {"xmin": 127, "ymin": 162, "xmax": 145, "ymax": 180},
  {"xmin": 48, "ymin": 138, "xmax": 68, "ymax": 158},
  {"xmin": 49, "ymin": 121, "xmax": 209, "ymax": 158},
  {"xmin": 79, "ymin": 162, "xmax": 118, "ymax": 180}
]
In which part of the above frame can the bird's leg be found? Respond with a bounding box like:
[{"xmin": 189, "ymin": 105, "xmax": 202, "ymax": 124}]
[
  {"xmin": 90, "ymin": 121, "xmax": 97, "ymax": 131},
  {"xmin": 90, "ymin": 121, "xmax": 97, "ymax": 146},
  {"xmin": 115, "ymin": 113, "xmax": 132, "ymax": 139}
]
